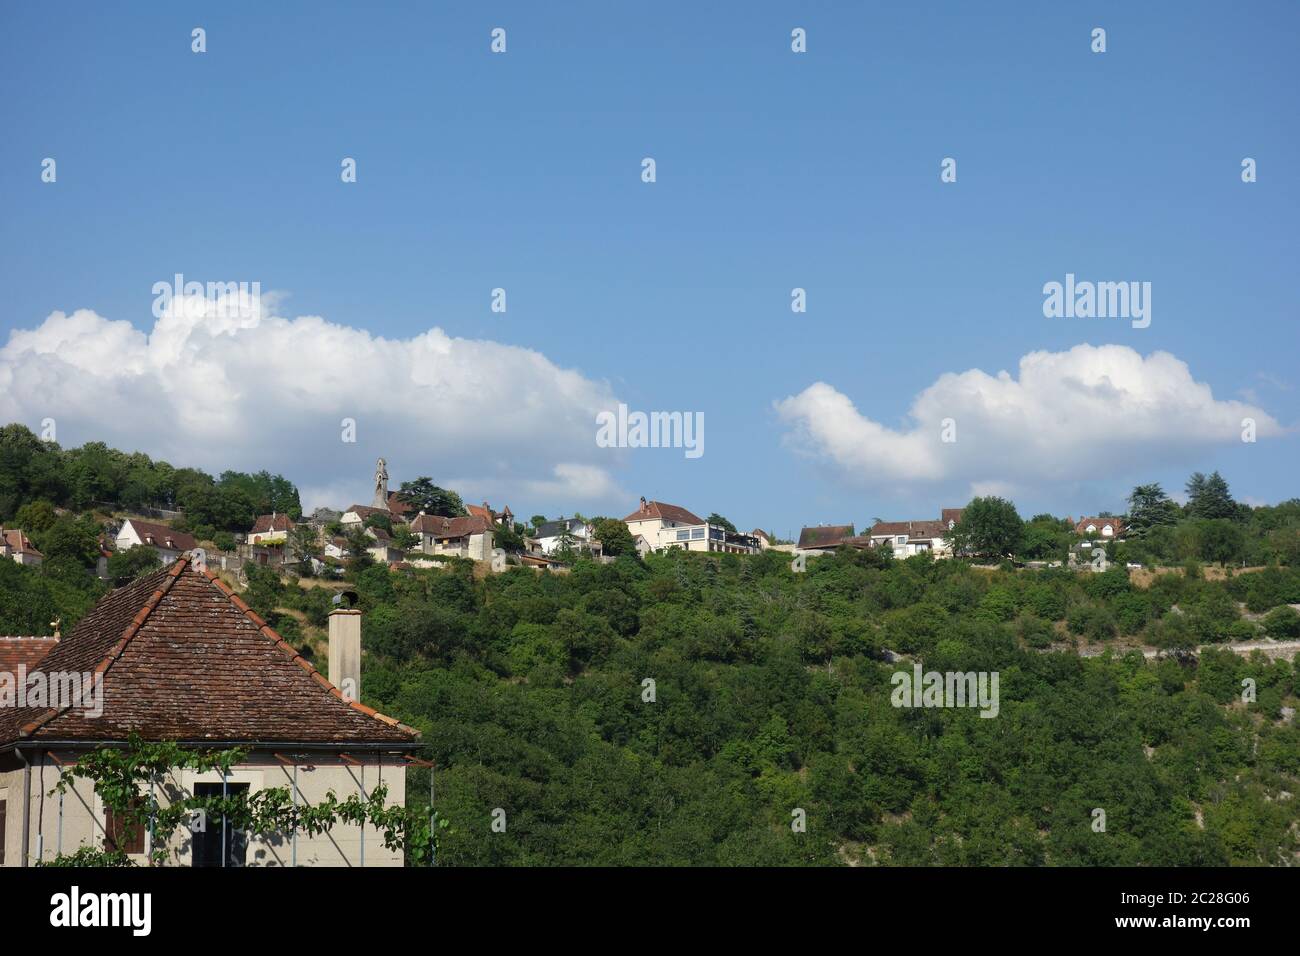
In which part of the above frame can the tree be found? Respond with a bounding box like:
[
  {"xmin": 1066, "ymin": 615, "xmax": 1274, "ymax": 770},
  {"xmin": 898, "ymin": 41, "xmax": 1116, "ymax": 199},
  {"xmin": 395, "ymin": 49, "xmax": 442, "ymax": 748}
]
[
  {"xmin": 289, "ymin": 523, "xmax": 322, "ymax": 564},
  {"xmin": 32, "ymin": 514, "xmax": 100, "ymax": 567},
  {"xmin": 1127, "ymin": 483, "xmax": 1179, "ymax": 537},
  {"xmin": 706, "ymin": 513, "xmax": 737, "ymax": 533},
  {"xmin": 592, "ymin": 518, "xmax": 636, "ymax": 557},
  {"xmin": 1020, "ymin": 515, "xmax": 1072, "ymax": 560},
  {"xmin": 180, "ymin": 484, "xmax": 257, "ymax": 532},
  {"xmin": 1186, "ymin": 471, "xmax": 1238, "ymax": 521},
  {"xmin": 106, "ymin": 545, "xmax": 162, "ymax": 587},
  {"xmin": 948, "ymin": 497, "xmax": 1024, "ymax": 560},
  {"xmin": 396, "ymin": 477, "xmax": 466, "ymax": 517},
  {"xmin": 493, "ymin": 522, "xmax": 526, "ymax": 554},
  {"xmin": 364, "ymin": 512, "xmax": 393, "ymax": 534}
]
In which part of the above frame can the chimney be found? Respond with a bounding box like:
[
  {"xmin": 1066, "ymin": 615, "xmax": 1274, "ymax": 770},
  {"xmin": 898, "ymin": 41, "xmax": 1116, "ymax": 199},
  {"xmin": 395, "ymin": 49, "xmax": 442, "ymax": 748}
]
[{"xmin": 328, "ymin": 607, "xmax": 362, "ymax": 702}]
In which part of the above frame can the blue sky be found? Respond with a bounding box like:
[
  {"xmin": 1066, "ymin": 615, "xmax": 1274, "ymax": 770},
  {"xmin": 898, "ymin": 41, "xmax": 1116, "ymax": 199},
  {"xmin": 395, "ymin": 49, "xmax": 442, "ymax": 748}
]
[{"xmin": 1, "ymin": 1, "xmax": 1296, "ymax": 536}]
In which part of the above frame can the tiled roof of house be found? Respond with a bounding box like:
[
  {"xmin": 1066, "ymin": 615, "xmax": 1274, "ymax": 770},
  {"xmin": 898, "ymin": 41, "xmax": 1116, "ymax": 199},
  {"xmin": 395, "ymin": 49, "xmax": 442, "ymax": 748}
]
[
  {"xmin": 871, "ymin": 519, "xmax": 947, "ymax": 539},
  {"xmin": 386, "ymin": 493, "xmax": 412, "ymax": 517},
  {"xmin": 249, "ymin": 513, "xmax": 294, "ymax": 534},
  {"xmin": 623, "ymin": 499, "xmax": 704, "ymax": 525},
  {"xmin": 466, "ymin": 501, "xmax": 512, "ymax": 524},
  {"xmin": 0, "ymin": 556, "xmax": 419, "ymax": 749},
  {"xmin": 1075, "ymin": 516, "xmax": 1126, "ymax": 535},
  {"xmin": 409, "ymin": 513, "xmax": 491, "ymax": 539},
  {"xmin": 1, "ymin": 528, "xmax": 43, "ymax": 557},
  {"xmin": 941, "ymin": 508, "xmax": 965, "ymax": 527},
  {"xmin": 797, "ymin": 525, "xmax": 855, "ymax": 549},
  {"xmin": 121, "ymin": 519, "xmax": 197, "ymax": 553},
  {"xmin": 0, "ymin": 635, "xmax": 59, "ymax": 675}
]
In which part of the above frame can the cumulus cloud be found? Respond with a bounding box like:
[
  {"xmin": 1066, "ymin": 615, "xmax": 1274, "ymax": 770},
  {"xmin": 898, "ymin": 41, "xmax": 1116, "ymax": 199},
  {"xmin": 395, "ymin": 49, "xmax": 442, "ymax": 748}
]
[
  {"xmin": 0, "ymin": 295, "xmax": 628, "ymax": 512},
  {"xmin": 774, "ymin": 344, "xmax": 1286, "ymax": 496}
]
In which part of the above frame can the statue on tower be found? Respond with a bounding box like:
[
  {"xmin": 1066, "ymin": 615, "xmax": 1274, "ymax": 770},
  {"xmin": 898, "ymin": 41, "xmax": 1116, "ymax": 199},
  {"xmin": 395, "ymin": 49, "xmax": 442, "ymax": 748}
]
[{"xmin": 372, "ymin": 457, "xmax": 389, "ymax": 509}]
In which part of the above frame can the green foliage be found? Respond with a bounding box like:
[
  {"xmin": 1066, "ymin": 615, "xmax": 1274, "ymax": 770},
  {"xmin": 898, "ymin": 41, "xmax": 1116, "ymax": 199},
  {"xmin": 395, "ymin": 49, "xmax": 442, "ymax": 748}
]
[
  {"xmin": 396, "ymin": 477, "xmax": 466, "ymax": 517},
  {"xmin": 706, "ymin": 513, "xmax": 737, "ymax": 533},
  {"xmin": 949, "ymin": 497, "xmax": 1024, "ymax": 560},
  {"xmin": 1185, "ymin": 471, "xmax": 1240, "ymax": 521},
  {"xmin": 346, "ymin": 547, "xmax": 1300, "ymax": 866},
  {"xmin": 1263, "ymin": 606, "xmax": 1300, "ymax": 640},
  {"xmin": 106, "ymin": 544, "xmax": 162, "ymax": 587},
  {"xmin": 592, "ymin": 517, "xmax": 636, "ymax": 557}
]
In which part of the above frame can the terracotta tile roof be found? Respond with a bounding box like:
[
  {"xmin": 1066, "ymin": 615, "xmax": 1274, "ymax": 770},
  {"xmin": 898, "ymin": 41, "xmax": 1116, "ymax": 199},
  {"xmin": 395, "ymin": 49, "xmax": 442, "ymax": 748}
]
[
  {"xmin": 466, "ymin": 502, "xmax": 512, "ymax": 524},
  {"xmin": 797, "ymin": 525, "xmax": 855, "ymax": 549},
  {"xmin": 386, "ymin": 493, "xmax": 412, "ymax": 517},
  {"xmin": 409, "ymin": 513, "xmax": 491, "ymax": 539},
  {"xmin": 121, "ymin": 519, "xmax": 197, "ymax": 553},
  {"xmin": 623, "ymin": 499, "xmax": 704, "ymax": 525},
  {"xmin": 871, "ymin": 519, "xmax": 947, "ymax": 539},
  {"xmin": 941, "ymin": 508, "xmax": 965, "ymax": 527},
  {"xmin": 1, "ymin": 528, "xmax": 43, "ymax": 557},
  {"xmin": 249, "ymin": 513, "xmax": 293, "ymax": 534},
  {"xmin": 0, "ymin": 635, "xmax": 59, "ymax": 674},
  {"xmin": 0, "ymin": 556, "xmax": 419, "ymax": 748},
  {"xmin": 1075, "ymin": 516, "xmax": 1126, "ymax": 536}
]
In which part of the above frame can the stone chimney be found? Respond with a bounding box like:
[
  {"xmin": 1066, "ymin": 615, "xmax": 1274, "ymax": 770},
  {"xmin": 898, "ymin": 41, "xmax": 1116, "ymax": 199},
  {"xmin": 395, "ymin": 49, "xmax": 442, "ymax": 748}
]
[{"xmin": 328, "ymin": 607, "xmax": 362, "ymax": 702}]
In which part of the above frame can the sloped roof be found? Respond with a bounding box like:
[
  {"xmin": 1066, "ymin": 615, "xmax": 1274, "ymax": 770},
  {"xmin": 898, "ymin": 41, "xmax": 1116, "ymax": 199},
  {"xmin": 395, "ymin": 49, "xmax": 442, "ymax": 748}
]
[
  {"xmin": 623, "ymin": 500, "xmax": 704, "ymax": 525},
  {"xmin": 409, "ymin": 513, "xmax": 491, "ymax": 538},
  {"xmin": 121, "ymin": 519, "xmax": 197, "ymax": 552},
  {"xmin": 1, "ymin": 528, "xmax": 43, "ymax": 557},
  {"xmin": 1075, "ymin": 516, "xmax": 1126, "ymax": 535},
  {"xmin": 249, "ymin": 513, "xmax": 293, "ymax": 534},
  {"xmin": 0, "ymin": 635, "xmax": 59, "ymax": 674},
  {"xmin": 0, "ymin": 556, "xmax": 419, "ymax": 749},
  {"xmin": 871, "ymin": 519, "xmax": 947, "ymax": 539},
  {"xmin": 798, "ymin": 525, "xmax": 855, "ymax": 549}
]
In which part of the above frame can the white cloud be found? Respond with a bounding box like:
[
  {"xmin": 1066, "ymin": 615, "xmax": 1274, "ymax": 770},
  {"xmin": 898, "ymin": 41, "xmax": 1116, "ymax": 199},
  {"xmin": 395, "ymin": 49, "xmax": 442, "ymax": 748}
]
[
  {"xmin": 774, "ymin": 344, "xmax": 1287, "ymax": 496},
  {"xmin": 0, "ymin": 297, "xmax": 627, "ymax": 514}
]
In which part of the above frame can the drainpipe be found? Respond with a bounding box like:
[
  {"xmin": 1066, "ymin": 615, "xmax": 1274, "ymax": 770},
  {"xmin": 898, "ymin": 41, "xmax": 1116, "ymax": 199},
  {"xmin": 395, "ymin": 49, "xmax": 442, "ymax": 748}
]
[
  {"xmin": 291, "ymin": 763, "xmax": 298, "ymax": 868},
  {"xmin": 18, "ymin": 749, "xmax": 31, "ymax": 868}
]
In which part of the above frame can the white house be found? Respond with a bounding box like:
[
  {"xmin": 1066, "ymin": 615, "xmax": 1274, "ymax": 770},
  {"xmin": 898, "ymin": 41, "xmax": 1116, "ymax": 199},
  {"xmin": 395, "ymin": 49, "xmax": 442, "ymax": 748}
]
[
  {"xmin": 867, "ymin": 508, "xmax": 964, "ymax": 558},
  {"xmin": 623, "ymin": 498, "xmax": 761, "ymax": 555},
  {"xmin": 530, "ymin": 519, "xmax": 601, "ymax": 557},
  {"xmin": 0, "ymin": 528, "xmax": 43, "ymax": 567},
  {"xmin": 248, "ymin": 512, "xmax": 293, "ymax": 545},
  {"xmin": 409, "ymin": 513, "xmax": 494, "ymax": 561},
  {"xmin": 115, "ymin": 519, "xmax": 197, "ymax": 566}
]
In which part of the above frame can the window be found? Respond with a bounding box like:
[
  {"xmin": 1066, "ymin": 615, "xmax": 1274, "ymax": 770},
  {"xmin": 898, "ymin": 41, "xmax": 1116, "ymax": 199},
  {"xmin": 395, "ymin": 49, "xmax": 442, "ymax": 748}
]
[
  {"xmin": 105, "ymin": 799, "xmax": 146, "ymax": 855},
  {"xmin": 676, "ymin": 530, "xmax": 690, "ymax": 541},
  {"xmin": 191, "ymin": 782, "xmax": 250, "ymax": 867},
  {"xmin": 0, "ymin": 797, "xmax": 6, "ymax": 864}
]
